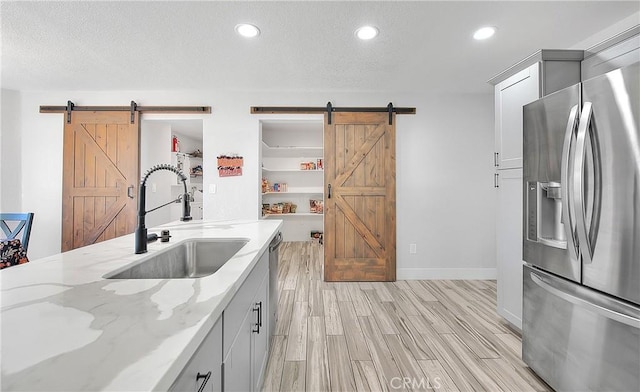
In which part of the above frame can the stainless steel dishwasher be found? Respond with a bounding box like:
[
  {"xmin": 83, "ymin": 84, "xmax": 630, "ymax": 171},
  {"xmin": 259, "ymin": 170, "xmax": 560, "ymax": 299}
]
[{"xmin": 268, "ymin": 232, "xmax": 282, "ymax": 339}]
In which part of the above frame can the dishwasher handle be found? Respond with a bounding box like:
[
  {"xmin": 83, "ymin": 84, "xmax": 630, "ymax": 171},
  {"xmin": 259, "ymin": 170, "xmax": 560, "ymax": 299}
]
[{"xmin": 269, "ymin": 232, "xmax": 283, "ymax": 252}]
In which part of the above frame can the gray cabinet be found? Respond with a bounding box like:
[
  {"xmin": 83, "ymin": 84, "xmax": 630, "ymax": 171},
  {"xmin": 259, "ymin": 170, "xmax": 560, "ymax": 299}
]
[
  {"xmin": 170, "ymin": 248, "xmax": 273, "ymax": 392},
  {"xmin": 495, "ymin": 168, "xmax": 523, "ymax": 329},
  {"xmin": 223, "ymin": 251, "xmax": 270, "ymax": 392},
  {"xmin": 169, "ymin": 317, "xmax": 222, "ymax": 392},
  {"xmin": 493, "ymin": 63, "xmax": 540, "ymax": 170},
  {"xmin": 251, "ymin": 275, "xmax": 269, "ymax": 391}
]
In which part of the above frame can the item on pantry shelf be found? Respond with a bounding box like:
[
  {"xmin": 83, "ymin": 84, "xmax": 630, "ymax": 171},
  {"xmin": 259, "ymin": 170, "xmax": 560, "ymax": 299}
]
[
  {"xmin": 172, "ymin": 135, "xmax": 179, "ymax": 152},
  {"xmin": 283, "ymin": 202, "xmax": 292, "ymax": 214},
  {"xmin": 309, "ymin": 199, "xmax": 323, "ymax": 213},
  {"xmin": 291, "ymin": 204, "xmax": 297, "ymax": 213},
  {"xmin": 299, "ymin": 161, "xmax": 317, "ymax": 170},
  {"xmin": 190, "ymin": 149, "xmax": 203, "ymax": 158},
  {"xmin": 270, "ymin": 203, "xmax": 283, "ymax": 214},
  {"xmin": 262, "ymin": 178, "xmax": 269, "ymax": 194},
  {"xmin": 271, "ymin": 183, "xmax": 287, "ymax": 192},
  {"xmin": 317, "ymin": 159, "xmax": 323, "ymax": 169},
  {"xmin": 310, "ymin": 231, "xmax": 324, "ymax": 245}
]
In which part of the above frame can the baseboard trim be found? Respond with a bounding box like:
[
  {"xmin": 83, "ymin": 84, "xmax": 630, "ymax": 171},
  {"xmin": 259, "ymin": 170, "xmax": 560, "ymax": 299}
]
[{"xmin": 397, "ymin": 268, "xmax": 497, "ymax": 280}]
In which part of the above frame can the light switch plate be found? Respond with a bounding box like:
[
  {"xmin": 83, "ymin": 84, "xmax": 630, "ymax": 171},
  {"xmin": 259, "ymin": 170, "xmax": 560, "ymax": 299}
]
[
  {"xmin": 209, "ymin": 184, "xmax": 217, "ymax": 194},
  {"xmin": 409, "ymin": 243, "xmax": 417, "ymax": 254}
]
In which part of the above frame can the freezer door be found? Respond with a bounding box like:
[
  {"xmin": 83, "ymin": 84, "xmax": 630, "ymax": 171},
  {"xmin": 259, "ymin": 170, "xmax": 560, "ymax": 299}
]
[
  {"xmin": 523, "ymin": 265, "xmax": 640, "ymax": 392},
  {"xmin": 523, "ymin": 84, "xmax": 581, "ymax": 282},
  {"xmin": 580, "ymin": 62, "xmax": 640, "ymax": 306}
]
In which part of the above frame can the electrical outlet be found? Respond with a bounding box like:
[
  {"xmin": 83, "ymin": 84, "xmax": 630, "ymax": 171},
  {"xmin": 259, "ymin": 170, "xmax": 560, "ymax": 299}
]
[
  {"xmin": 409, "ymin": 243, "xmax": 417, "ymax": 254},
  {"xmin": 151, "ymin": 183, "xmax": 157, "ymax": 193},
  {"xmin": 209, "ymin": 184, "xmax": 217, "ymax": 194}
]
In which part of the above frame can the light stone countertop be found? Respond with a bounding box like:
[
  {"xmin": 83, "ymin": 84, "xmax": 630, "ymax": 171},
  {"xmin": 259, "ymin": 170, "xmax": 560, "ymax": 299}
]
[{"xmin": 0, "ymin": 219, "xmax": 282, "ymax": 391}]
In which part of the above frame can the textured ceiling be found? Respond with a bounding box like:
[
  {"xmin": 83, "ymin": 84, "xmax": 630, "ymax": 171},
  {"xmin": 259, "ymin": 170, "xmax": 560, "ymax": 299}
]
[{"xmin": 2, "ymin": 1, "xmax": 638, "ymax": 94}]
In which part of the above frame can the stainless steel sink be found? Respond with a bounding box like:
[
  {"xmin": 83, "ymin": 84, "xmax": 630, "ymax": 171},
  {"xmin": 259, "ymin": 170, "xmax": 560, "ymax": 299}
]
[{"xmin": 104, "ymin": 238, "xmax": 249, "ymax": 279}]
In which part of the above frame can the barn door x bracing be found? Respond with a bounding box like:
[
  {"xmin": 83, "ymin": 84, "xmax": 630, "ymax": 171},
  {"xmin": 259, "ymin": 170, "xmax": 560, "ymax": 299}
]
[
  {"xmin": 62, "ymin": 111, "xmax": 139, "ymax": 251},
  {"xmin": 324, "ymin": 112, "xmax": 396, "ymax": 281}
]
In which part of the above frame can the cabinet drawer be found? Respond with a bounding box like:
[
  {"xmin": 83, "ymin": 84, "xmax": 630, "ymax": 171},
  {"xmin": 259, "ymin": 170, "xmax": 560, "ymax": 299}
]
[
  {"xmin": 170, "ymin": 317, "xmax": 222, "ymax": 392},
  {"xmin": 223, "ymin": 251, "xmax": 268, "ymax": 357}
]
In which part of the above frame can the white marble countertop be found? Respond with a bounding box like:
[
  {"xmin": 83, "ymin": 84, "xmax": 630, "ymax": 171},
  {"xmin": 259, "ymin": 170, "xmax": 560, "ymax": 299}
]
[{"xmin": 0, "ymin": 219, "xmax": 282, "ymax": 391}]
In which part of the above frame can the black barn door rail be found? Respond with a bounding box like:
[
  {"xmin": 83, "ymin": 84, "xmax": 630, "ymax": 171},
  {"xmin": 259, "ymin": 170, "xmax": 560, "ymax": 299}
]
[
  {"xmin": 250, "ymin": 102, "xmax": 416, "ymax": 125},
  {"xmin": 40, "ymin": 101, "xmax": 212, "ymax": 124}
]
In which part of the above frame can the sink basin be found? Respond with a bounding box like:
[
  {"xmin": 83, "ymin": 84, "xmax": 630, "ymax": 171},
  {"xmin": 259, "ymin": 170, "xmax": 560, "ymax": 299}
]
[{"xmin": 104, "ymin": 238, "xmax": 248, "ymax": 279}]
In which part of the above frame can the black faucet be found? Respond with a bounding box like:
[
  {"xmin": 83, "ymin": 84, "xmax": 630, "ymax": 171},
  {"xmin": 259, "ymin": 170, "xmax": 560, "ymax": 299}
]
[{"xmin": 135, "ymin": 164, "xmax": 192, "ymax": 254}]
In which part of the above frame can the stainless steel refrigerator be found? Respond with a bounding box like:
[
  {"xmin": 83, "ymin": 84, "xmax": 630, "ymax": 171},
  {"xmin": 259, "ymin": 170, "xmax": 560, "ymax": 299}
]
[{"xmin": 522, "ymin": 62, "xmax": 640, "ymax": 392}]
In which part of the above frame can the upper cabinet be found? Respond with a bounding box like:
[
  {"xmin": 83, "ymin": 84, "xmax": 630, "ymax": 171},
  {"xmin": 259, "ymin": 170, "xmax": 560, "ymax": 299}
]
[
  {"xmin": 489, "ymin": 50, "xmax": 583, "ymax": 170},
  {"xmin": 493, "ymin": 63, "xmax": 540, "ymax": 170}
]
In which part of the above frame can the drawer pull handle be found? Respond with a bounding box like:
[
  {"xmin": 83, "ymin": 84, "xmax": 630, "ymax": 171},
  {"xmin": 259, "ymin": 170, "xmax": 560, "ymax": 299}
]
[{"xmin": 196, "ymin": 371, "xmax": 211, "ymax": 392}]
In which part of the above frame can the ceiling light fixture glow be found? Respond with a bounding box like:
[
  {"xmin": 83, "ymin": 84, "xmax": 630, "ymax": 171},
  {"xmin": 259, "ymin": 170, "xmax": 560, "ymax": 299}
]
[
  {"xmin": 235, "ymin": 23, "xmax": 260, "ymax": 38},
  {"xmin": 355, "ymin": 25, "xmax": 379, "ymax": 40},
  {"xmin": 473, "ymin": 26, "xmax": 496, "ymax": 40}
]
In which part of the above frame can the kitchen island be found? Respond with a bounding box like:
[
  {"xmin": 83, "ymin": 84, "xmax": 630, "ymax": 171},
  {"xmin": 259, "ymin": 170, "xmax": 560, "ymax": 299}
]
[{"xmin": 0, "ymin": 219, "xmax": 282, "ymax": 391}]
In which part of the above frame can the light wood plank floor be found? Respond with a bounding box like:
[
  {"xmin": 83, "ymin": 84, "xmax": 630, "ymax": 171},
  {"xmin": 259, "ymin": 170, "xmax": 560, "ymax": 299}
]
[{"xmin": 262, "ymin": 242, "xmax": 550, "ymax": 392}]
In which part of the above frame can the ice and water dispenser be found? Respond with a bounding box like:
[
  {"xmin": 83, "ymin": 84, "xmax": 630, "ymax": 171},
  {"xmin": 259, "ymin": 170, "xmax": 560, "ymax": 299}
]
[{"xmin": 527, "ymin": 181, "xmax": 567, "ymax": 249}]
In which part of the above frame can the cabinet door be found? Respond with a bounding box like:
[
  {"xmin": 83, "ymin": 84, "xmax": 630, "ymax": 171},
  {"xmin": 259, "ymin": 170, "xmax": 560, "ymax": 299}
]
[
  {"xmin": 223, "ymin": 308, "xmax": 252, "ymax": 392},
  {"xmin": 495, "ymin": 63, "xmax": 540, "ymax": 170},
  {"xmin": 251, "ymin": 275, "xmax": 269, "ymax": 391},
  {"xmin": 496, "ymin": 168, "xmax": 523, "ymax": 330},
  {"xmin": 170, "ymin": 317, "xmax": 222, "ymax": 392}
]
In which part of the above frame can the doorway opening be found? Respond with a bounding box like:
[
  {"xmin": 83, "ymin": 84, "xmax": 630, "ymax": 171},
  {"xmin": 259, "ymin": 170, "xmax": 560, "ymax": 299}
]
[{"xmin": 141, "ymin": 119, "xmax": 204, "ymax": 227}]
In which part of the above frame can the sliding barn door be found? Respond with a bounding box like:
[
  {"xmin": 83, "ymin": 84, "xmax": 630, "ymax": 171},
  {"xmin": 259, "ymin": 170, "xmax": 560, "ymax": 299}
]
[
  {"xmin": 324, "ymin": 112, "xmax": 396, "ymax": 281},
  {"xmin": 62, "ymin": 111, "xmax": 139, "ymax": 251}
]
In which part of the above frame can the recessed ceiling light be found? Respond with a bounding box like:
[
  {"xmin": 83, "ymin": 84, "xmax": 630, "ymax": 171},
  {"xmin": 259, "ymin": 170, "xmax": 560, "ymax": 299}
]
[
  {"xmin": 355, "ymin": 25, "xmax": 379, "ymax": 40},
  {"xmin": 473, "ymin": 26, "xmax": 496, "ymax": 40},
  {"xmin": 235, "ymin": 23, "xmax": 260, "ymax": 38}
]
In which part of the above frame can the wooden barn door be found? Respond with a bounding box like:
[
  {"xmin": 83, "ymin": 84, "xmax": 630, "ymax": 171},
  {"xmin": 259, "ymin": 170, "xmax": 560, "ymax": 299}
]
[
  {"xmin": 62, "ymin": 111, "xmax": 139, "ymax": 251},
  {"xmin": 324, "ymin": 112, "xmax": 396, "ymax": 281}
]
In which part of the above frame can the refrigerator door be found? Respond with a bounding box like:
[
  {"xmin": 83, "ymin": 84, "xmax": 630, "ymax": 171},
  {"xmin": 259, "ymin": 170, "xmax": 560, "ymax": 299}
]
[
  {"xmin": 523, "ymin": 265, "xmax": 640, "ymax": 392},
  {"xmin": 580, "ymin": 62, "xmax": 640, "ymax": 306},
  {"xmin": 523, "ymin": 84, "xmax": 581, "ymax": 282}
]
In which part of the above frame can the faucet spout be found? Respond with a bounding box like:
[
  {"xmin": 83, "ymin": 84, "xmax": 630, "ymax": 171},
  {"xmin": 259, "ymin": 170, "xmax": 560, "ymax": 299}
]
[{"xmin": 135, "ymin": 164, "xmax": 192, "ymax": 254}]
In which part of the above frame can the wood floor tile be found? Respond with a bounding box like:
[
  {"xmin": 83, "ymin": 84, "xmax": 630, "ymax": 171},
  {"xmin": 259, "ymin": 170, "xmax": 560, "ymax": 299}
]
[
  {"xmin": 285, "ymin": 301, "xmax": 308, "ymax": 361},
  {"xmin": 262, "ymin": 336, "xmax": 287, "ymax": 392},
  {"xmin": 327, "ymin": 335, "xmax": 357, "ymax": 391},
  {"xmin": 358, "ymin": 316, "xmax": 402, "ymax": 391},
  {"xmin": 417, "ymin": 359, "xmax": 460, "ymax": 392},
  {"xmin": 338, "ymin": 301, "xmax": 371, "ymax": 361},
  {"xmin": 352, "ymin": 360, "xmax": 383, "ymax": 392},
  {"xmin": 280, "ymin": 361, "xmax": 305, "ymax": 392},
  {"xmin": 384, "ymin": 334, "xmax": 430, "ymax": 391},
  {"xmin": 306, "ymin": 316, "xmax": 330, "ymax": 391},
  {"xmin": 323, "ymin": 289, "xmax": 344, "ymax": 335}
]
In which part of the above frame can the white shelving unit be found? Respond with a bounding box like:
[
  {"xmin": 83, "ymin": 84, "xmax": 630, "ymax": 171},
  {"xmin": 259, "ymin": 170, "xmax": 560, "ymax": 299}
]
[
  {"xmin": 260, "ymin": 120, "xmax": 324, "ymax": 242},
  {"xmin": 171, "ymin": 152, "xmax": 204, "ymax": 220}
]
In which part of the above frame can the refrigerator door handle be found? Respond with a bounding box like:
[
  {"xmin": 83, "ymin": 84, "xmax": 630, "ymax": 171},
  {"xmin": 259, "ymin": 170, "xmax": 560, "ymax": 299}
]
[
  {"xmin": 574, "ymin": 102, "xmax": 593, "ymax": 264},
  {"xmin": 561, "ymin": 104, "xmax": 580, "ymax": 257},
  {"xmin": 530, "ymin": 271, "xmax": 640, "ymax": 329}
]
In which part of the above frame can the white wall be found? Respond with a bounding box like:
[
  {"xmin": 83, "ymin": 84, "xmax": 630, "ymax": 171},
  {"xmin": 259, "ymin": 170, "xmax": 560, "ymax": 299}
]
[
  {"xmin": 1, "ymin": 89, "xmax": 23, "ymax": 212},
  {"xmin": 1, "ymin": 89, "xmax": 497, "ymax": 279},
  {"xmin": 140, "ymin": 121, "xmax": 173, "ymax": 228}
]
